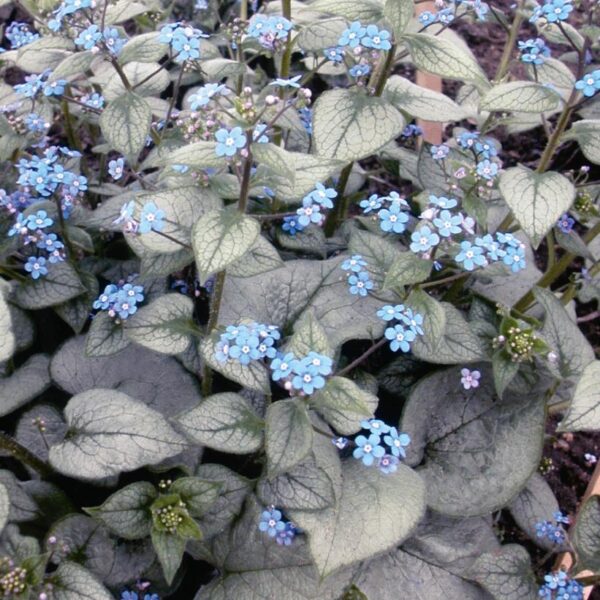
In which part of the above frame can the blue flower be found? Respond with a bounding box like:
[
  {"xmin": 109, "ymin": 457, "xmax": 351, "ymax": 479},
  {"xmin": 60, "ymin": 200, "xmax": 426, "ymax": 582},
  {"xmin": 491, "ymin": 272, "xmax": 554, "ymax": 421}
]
[
  {"xmin": 5, "ymin": 22, "xmax": 39, "ymax": 49},
  {"xmin": 14, "ymin": 72, "xmax": 47, "ymax": 98},
  {"xmin": 455, "ymin": 241, "xmax": 487, "ymax": 271},
  {"xmin": 553, "ymin": 511, "xmax": 570, "ymax": 524},
  {"xmin": 360, "ymin": 25, "xmax": 392, "ymax": 51},
  {"xmin": 496, "ymin": 231, "xmax": 520, "ymax": 248},
  {"xmin": 384, "ymin": 324, "xmax": 416, "ymax": 352},
  {"xmin": 93, "ymin": 284, "xmax": 119, "ymax": 310},
  {"xmin": 353, "ymin": 433, "xmax": 385, "ymax": 466},
  {"xmin": 115, "ymin": 291, "xmax": 139, "ymax": 319},
  {"xmin": 377, "ymin": 304, "xmax": 405, "ymax": 322},
  {"xmin": 402, "ymin": 124, "xmax": 423, "ymax": 138},
  {"xmin": 401, "ymin": 308, "xmax": 424, "ymax": 336},
  {"xmin": 339, "ymin": 22, "xmax": 366, "ymax": 48},
  {"xmin": 409, "ymin": 226, "xmax": 440, "ymax": 253},
  {"xmin": 282, "ymin": 216, "xmax": 305, "ymax": 235},
  {"xmin": 43, "ymin": 79, "xmax": 67, "ymax": 97},
  {"xmin": 437, "ymin": 8, "xmax": 455, "ymax": 24},
  {"xmin": 139, "ymin": 202, "xmax": 165, "ymax": 234},
  {"xmin": 24, "ymin": 256, "xmax": 48, "ymax": 279},
  {"xmin": 378, "ymin": 454, "xmax": 399, "ymax": 474},
  {"xmin": 556, "ymin": 213, "xmax": 574, "ymax": 233},
  {"xmin": 252, "ymin": 123, "xmax": 269, "ymax": 144},
  {"xmin": 270, "ymin": 352, "xmax": 296, "ymax": 381},
  {"xmin": 429, "ymin": 194, "xmax": 458, "ymax": 210},
  {"xmin": 83, "ymin": 93, "xmax": 104, "ymax": 109},
  {"xmin": 291, "ymin": 363, "xmax": 326, "ymax": 394},
  {"xmin": 296, "ymin": 200, "xmax": 323, "ymax": 227},
  {"xmin": 121, "ymin": 592, "xmax": 139, "ymax": 600},
  {"xmin": 518, "ymin": 38, "xmax": 550, "ymax": 64},
  {"xmin": 275, "ymin": 522, "xmax": 297, "ymax": 546},
  {"xmin": 348, "ymin": 271, "xmax": 373, "ymax": 297},
  {"xmin": 302, "ymin": 351, "xmax": 333, "ymax": 376},
  {"xmin": 121, "ymin": 283, "xmax": 144, "ymax": 303},
  {"xmin": 542, "ymin": 0, "xmax": 573, "ymax": 22},
  {"xmin": 476, "ymin": 159, "xmax": 499, "ymax": 180},
  {"xmin": 418, "ymin": 11, "xmax": 437, "ymax": 25},
  {"xmin": 475, "ymin": 234, "xmax": 506, "ymax": 261},
  {"xmin": 474, "ymin": 138, "xmax": 497, "ymax": 159},
  {"xmin": 103, "ymin": 27, "xmax": 126, "ymax": 55},
  {"xmin": 383, "ymin": 427, "xmax": 411, "ymax": 458},
  {"xmin": 430, "ymin": 144, "xmax": 449, "ymax": 160},
  {"xmin": 433, "ymin": 210, "xmax": 462, "ymax": 237},
  {"xmin": 378, "ymin": 202, "xmax": 409, "ymax": 234},
  {"xmin": 108, "ymin": 158, "xmax": 125, "ymax": 180},
  {"xmin": 341, "ymin": 255, "xmax": 367, "ymax": 272},
  {"xmin": 189, "ymin": 83, "xmax": 229, "ymax": 109},
  {"xmin": 359, "ymin": 194, "xmax": 383, "ymax": 213},
  {"xmin": 215, "ymin": 339, "xmax": 230, "ymax": 363},
  {"xmin": 24, "ymin": 113, "xmax": 49, "ymax": 133},
  {"xmin": 36, "ymin": 233, "xmax": 64, "ymax": 253},
  {"xmin": 575, "ymin": 70, "xmax": 600, "ymax": 97},
  {"xmin": 349, "ymin": 64, "xmax": 371, "ymax": 78},
  {"xmin": 332, "ymin": 437, "xmax": 349, "ymax": 449},
  {"xmin": 308, "ymin": 183, "xmax": 337, "ymax": 209},
  {"xmin": 229, "ymin": 330, "xmax": 261, "ymax": 365},
  {"xmin": 259, "ymin": 507, "xmax": 286, "ymax": 537},
  {"xmin": 75, "ymin": 25, "xmax": 102, "ymax": 50},
  {"xmin": 324, "ymin": 47, "xmax": 344, "ymax": 62},
  {"xmin": 270, "ymin": 75, "xmax": 302, "ymax": 88},
  {"xmin": 361, "ymin": 419, "xmax": 390, "ymax": 435},
  {"xmin": 503, "ymin": 245, "xmax": 526, "ymax": 272},
  {"xmin": 215, "ymin": 127, "xmax": 246, "ymax": 157},
  {"xmin": 457, "ymin": 131, "xmax": 479, "ymax": 149},
  {"xmin": 26, "ymin": 210, "xmax": 53, "ymax": 230}
]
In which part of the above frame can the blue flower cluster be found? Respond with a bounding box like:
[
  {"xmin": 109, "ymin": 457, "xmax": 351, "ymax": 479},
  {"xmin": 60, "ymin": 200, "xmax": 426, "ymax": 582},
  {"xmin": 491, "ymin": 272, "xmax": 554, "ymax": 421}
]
[
  {"xmin": 538, "ymin": 571, "xmax": 582, "ymax": 600},
  {"xmin": 530, "ymin": 0, "xmax": 573, "ymax": 24},
  {"xmin": 246, "ymin": 14, "xmax": 293, "ymax": 51},
  {"xmin": 121, "ymin": 591, "xmax": 159, "ymax": 600},
  {"xmin": 215, "ymin": 322, "xmax": 281, "ymax": 366},
  {"xmin": 16, "ymin": 146, "xmax": 87, "ymax": 200},
  {"xmin": 74, "ymin": 25, "xmax": 126, "ymax": 55},
  {"xmin": 350, "ymin": 419, "xmax": 410, "ymax": 474},
  {"xmin": 158, "ymin": 23, "xmax": 208, "ymax": 63},
  {"xmin": 575, "ymin": 70, "xmax": 600, "ymax": 98},
  {"xmin": 113, "ymin": 201, "xmax": 165, "ymax": 235},
  {"xmin": 258, "ymin": 506, "xmax": 297, "ymax": 546},
  {"xmin": 518, "ymin": 38, "xmax": 550, "ymax": 65},
  {"xmin": 322, "ymin": 21, "xmax": 392, "ymax": 81},
  {"xmin": 341, "ymin": 254, "xmax": 374, "ymax": 297},
  {"xmin": 418, "ymin": 0, "xmax": 489, "ymax": 26},
  {"xmin": 5, "ymin": 22, "xmax": 39, "ymax": 49},
  {"xmin": 456, "ymin": 130, "xmax": 501, "ymax": 182},
  {"xmin": 48, "ymin": 0, "xmax": 95, "ymax": 31},
  {"xmin": 270, "ymin": 350, "xmax": 333, "ymax": 394},
  {"xmin": 6, "ymin": 209, "xmax": 65, "ymax": 280},
  {"xmin": 535, "ymin": 511, "xmax": 570, "ymax": 545},
  {"xmin": 358, "ymin": 191, "xmax": 410, "ymax": 234},
  {"xmin": 377, "ymin": 304, "xmax": 424, "ymax": 353},
  {"xmin": 93, "ymin": 280, "xmax": 145, "ymax": 321},
  {"xmin": 282, "ymin": 183, "xmax": 337, "ymax": 236}
]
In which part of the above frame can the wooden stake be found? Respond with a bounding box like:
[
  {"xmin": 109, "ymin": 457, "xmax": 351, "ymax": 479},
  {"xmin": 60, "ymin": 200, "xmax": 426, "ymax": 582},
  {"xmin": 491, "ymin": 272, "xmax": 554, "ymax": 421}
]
[
  {"xmin": 555, "ymin": 458, "xmax": 600, "ymax": 598},
  {"xmin": 414, "ymin": 1, "xmax": 443, "ymax": 145}
]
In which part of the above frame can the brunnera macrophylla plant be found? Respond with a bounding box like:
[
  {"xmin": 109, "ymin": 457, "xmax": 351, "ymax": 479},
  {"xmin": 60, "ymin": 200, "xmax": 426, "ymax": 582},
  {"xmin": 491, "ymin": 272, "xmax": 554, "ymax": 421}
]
[{"xmin": 0, "ymin": 0, "xmax": 599, "ymax": 597}]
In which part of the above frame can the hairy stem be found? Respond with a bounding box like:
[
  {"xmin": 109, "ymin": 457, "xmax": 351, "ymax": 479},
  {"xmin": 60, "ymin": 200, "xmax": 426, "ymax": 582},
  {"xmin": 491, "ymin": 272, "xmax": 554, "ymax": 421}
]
[
  {"xmin": 494, "ymin": 1, "xmax": 524, "ymax": 81},
  {"xmin": 0, "ymin": 431, "xmax": 53, "ymax": 478},
  {"xmin": 336, "ymin": 338, "xmax": 388, "ymax": 377}
]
